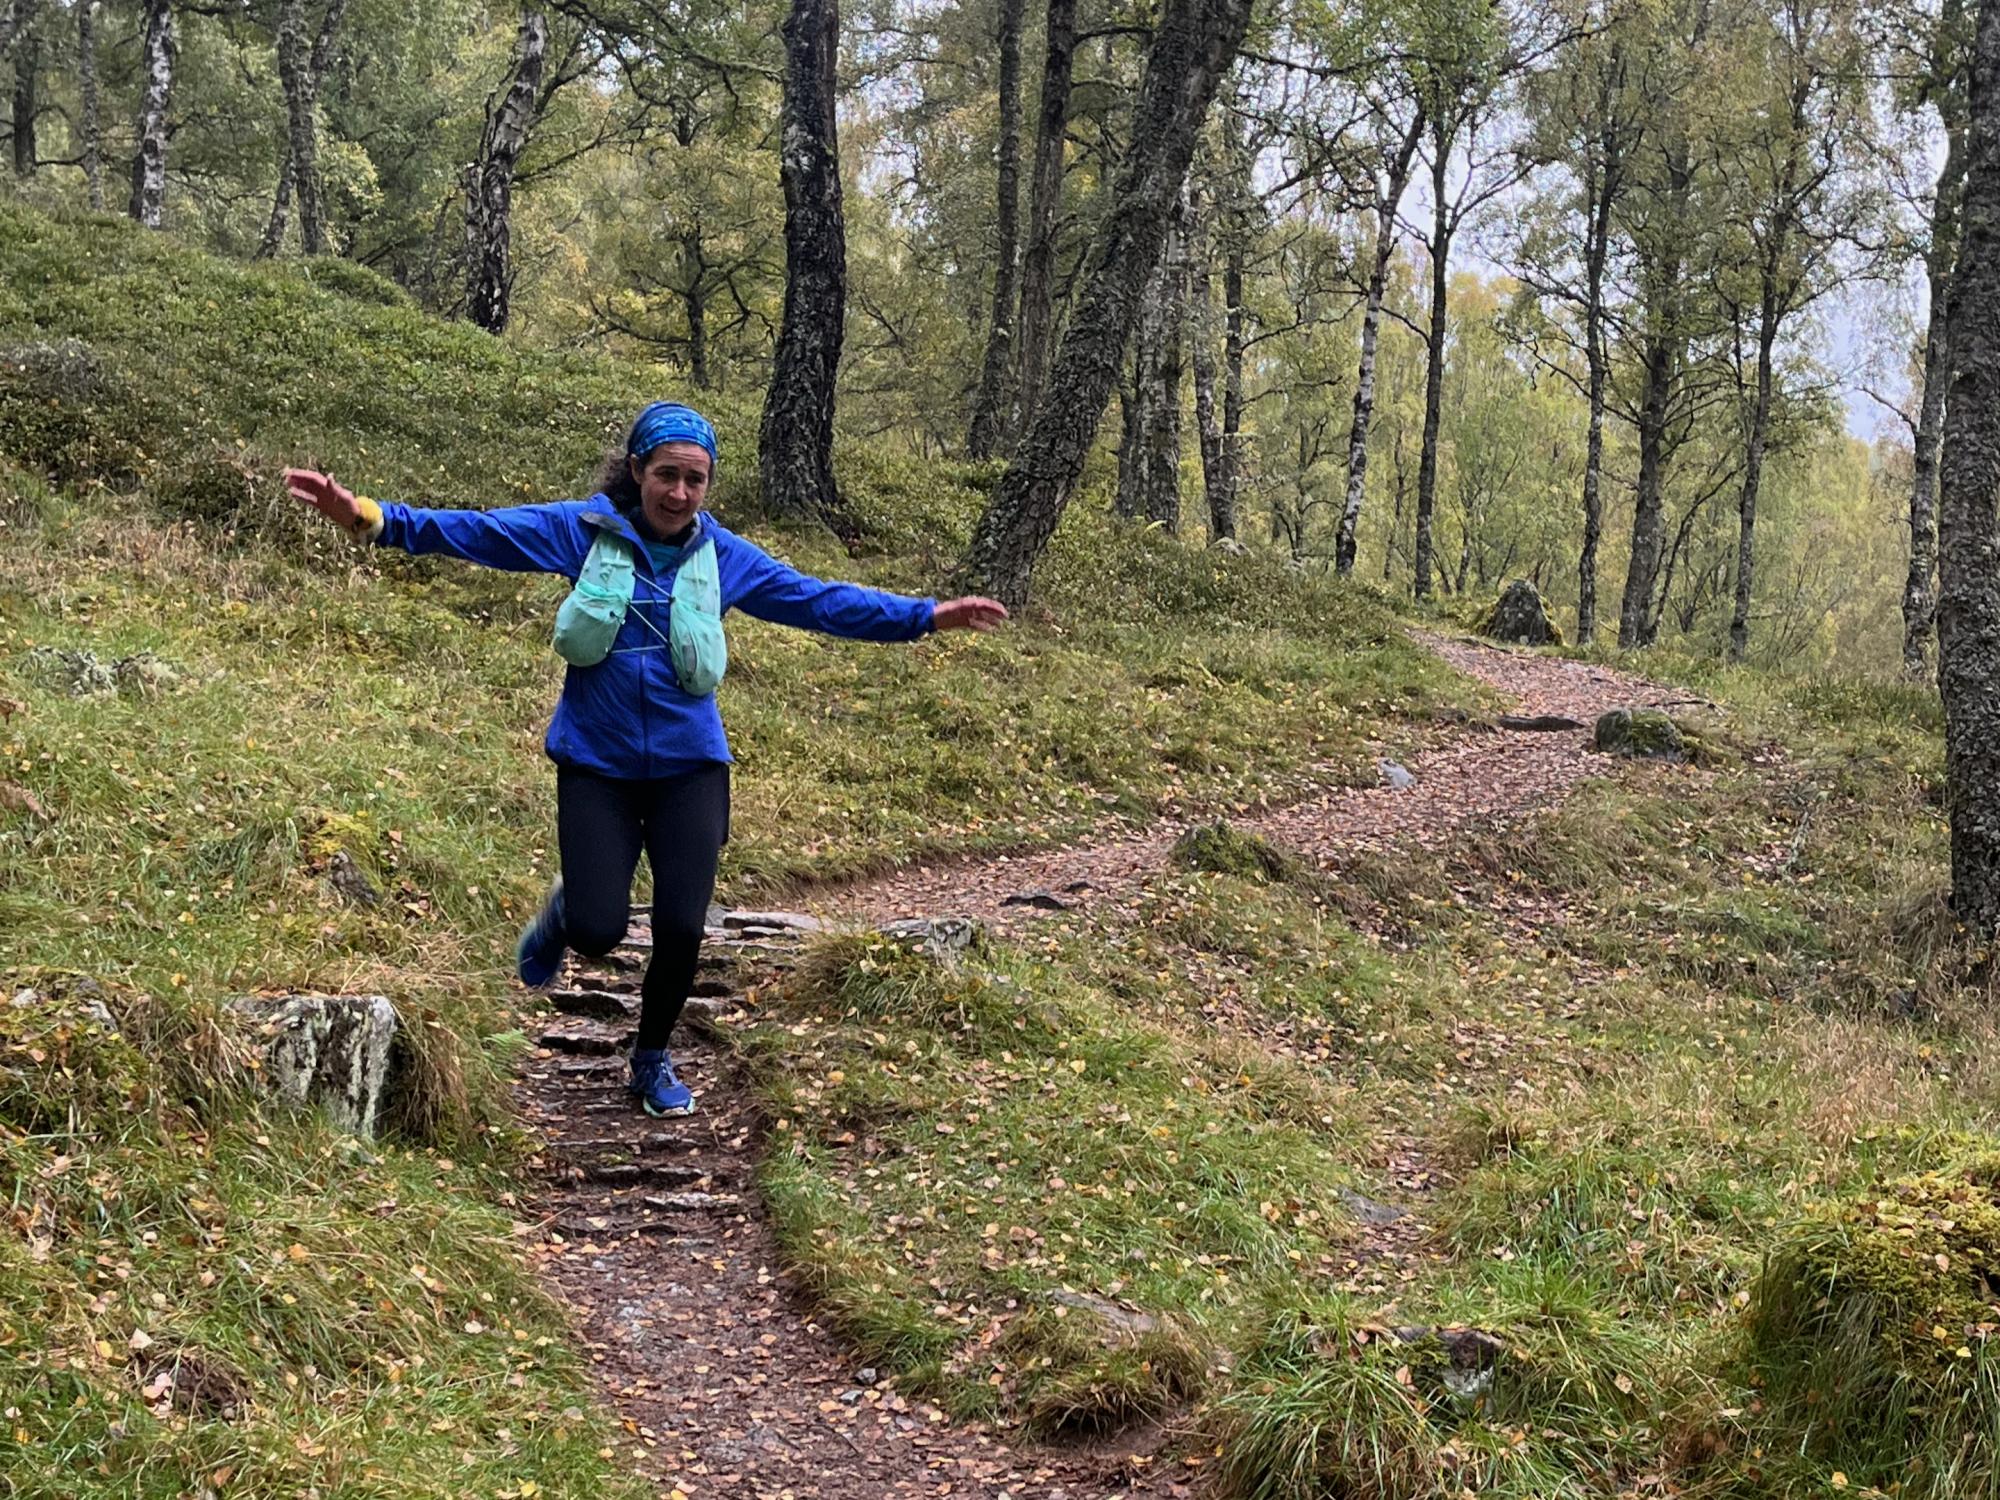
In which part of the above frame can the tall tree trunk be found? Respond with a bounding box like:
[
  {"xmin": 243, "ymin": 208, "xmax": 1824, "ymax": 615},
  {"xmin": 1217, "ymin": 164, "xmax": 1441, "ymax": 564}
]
[
  {"xmin": 275, "ymin": 0, "xmax": 324, "ymax": 254},
  {"xmin": 1907, "ymin": 104, "xmax": 1969, "ymax": 677},
  {"xmin": 78, "ymin": 0, "xmax": 101, "ymax": 209},
  {"xmin": 10, "ymin": 0, "xmax": 37, "ymax": 177},
  {"xmin": 1221, "ymin": 193, "xmax": 1246, "ymax": 538},
  {"xmin": 1115, "ymin": 340, "xmax": 1148, "ymax": 519},
  {"xmin": 463, "ymin": 10, "xmax": 546, "ymax": 335},
  {"xmin": 128, "ymin": 0, "xmax": 175, "ymax": 229},
  {"xmin": 1619, "ymin": 315, "xmax": 1674, "ymax": 648},
  {"xmin": 962, "ymin": 0, "xmax": 1255, "ymax": 607},
  {"xmin": 759, "ymin": 0, "xmax": 856, "ymax": 540},
  {"xmin": 1335, "ymin": 105, "xmax": 1424, "ymax": 576},
  {"xmin": 0, "ymin": 3, "xmax": 22, "ymax": 59},
  {"xmin": 1618, "ymin": 141, "xmax": 1693, "ymax": 650},
  {"xmin": 1189, "ymin": 176, "xmax": 1233, "ymax": 540},
  {"xmin": 1142, "ymin": 197, "xmax": 1190, "ymax": 529},
  {"xmin": 680, "ymin": 230, "xmax": 711, "ymax": 389},
  {"xmin": 1012, "ymin": 0, "xmax": 1078, "ymax": 439},
  {"xmin": 260, "ymin": 153, "xmax": 297, "ymax": 259},
  {"xmin": 1729, "ymin": 269, "xmax": 1783, "ymax": 661},
  {"xmin": 1938, "ymin": 0, "xmax": 2000, "ymax": 933},
  {"xmin": 1412, "ymin": 122, "xmax": 1451, "ymax": 600},
  {"xmin": 1577, "ymin": 60, "xmax": 1622, "ymax": 646},
  {"xmin": 967, "ymin": 0, "xmax": 1025, "ymax": 459}
]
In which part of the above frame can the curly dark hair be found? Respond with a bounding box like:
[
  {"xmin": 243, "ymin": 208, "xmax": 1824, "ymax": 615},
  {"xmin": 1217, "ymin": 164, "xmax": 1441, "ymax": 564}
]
[{"xmin": 593, "ymin": 445, "xmax": 641, "ymax": 512}]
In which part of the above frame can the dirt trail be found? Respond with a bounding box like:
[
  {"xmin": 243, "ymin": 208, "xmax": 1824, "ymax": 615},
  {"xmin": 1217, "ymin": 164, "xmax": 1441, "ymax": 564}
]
[
  {"xmin": 822, "ymin": 633, "xmax": 1679, "ymax": 928},
  {"xmin": 518, "ymin": 634, "xmax": 1681, "ymax": 1500}
]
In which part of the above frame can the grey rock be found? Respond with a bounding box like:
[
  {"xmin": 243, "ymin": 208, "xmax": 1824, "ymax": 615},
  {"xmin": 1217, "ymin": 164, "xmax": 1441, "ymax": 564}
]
[
  {"xmin": 111, "ymin": 652, "xmax": 182, "ymax": 697},
  {"xmin": 326, "ymin": 849, "xmax": 379, "ymax": 906},
  {"xmin": 240, "ymin": 994, "xmax": 398, "ymax": 1137},
  {"xmin": 1592, "ymin": 707, "xmax": 1686, "ymax": 762},
  {"xmin": 718, "ymin": 909, "xmax": 825, "ymax": 934},
  {"xmin": 877, "ymin": 916, "xmax": 982, "ymax": 964},
  {"xmin": 1377, "ymin": 759, "xmax": 1417, "ymax": 791},
  {"xmin": 1392, "ymin": 1324, "xmax": 1506, "ymax": 1401},
  {"xmin": 1209, "ymin": 537, "xmax": 1250, "ymax": 556},
  {"xmin": 1050, "ymin": 1288, "xmax": 1161, "ymax": 1340},
  {"xmin": 1480, "ymin": 579, "xmax": 1561, "ymax": 646},
  {"xmin": 856, "ymin": 1366, "xmax": 880, "ymax": 1387},
  {"xmin": 25, "ymin": 647, "xmax": 115, "ymax": 698},
  {"xmin": 1338, "ymin": 1186, "xmax": 1408, "ymax": 1226}
]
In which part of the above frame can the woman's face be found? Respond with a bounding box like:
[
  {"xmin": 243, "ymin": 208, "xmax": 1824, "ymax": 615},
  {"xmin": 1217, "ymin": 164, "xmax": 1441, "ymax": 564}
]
[{"xmin": 630, "ymin": 441, "xmax": 713, "ymax": 537}]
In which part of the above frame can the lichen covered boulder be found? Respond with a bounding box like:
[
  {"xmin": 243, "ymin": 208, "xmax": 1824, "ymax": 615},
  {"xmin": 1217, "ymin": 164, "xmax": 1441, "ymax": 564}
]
[
  {"xmin": 1747, "ymin": 1161, "xmax": 2000, "ymax": 1480},
  {"xmin": 1592, "ymin": 707, "xmax": 1685, "ymax": 762},
  {"xmin": 0, "ymin": 338, "xmax": 146, "ymax": 486},
  {"xmin": 1481, "ymin": 579, "xmax": 1562, "ymax": 646},
  {"xmin": 239, "ymin": 993, "xmax": 399, "ymax": 1137}
]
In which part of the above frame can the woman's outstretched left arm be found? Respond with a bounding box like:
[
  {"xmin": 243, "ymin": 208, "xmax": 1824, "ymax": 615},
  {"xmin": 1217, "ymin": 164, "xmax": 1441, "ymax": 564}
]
[{"xmin": 732, "ymin": 540, "xmax": 1007, "ymax": 639}]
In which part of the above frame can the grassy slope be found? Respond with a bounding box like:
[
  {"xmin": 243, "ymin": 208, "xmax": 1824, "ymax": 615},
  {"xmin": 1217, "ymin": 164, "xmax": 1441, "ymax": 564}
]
[
  {"xmin": 0, "ymin": 203, "xmax": 1458, "ymax": 1495},
  {"xmin": 751, "ymin": 655, "xmax": 1995, "ymax": 1496}
]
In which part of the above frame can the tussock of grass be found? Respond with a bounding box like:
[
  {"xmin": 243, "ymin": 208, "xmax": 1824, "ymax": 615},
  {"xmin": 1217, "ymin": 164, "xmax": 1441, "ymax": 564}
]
[
  {"xmin": 745, "ymin": 926, "xmax": 1369, "ymax": 1426},
  {"xmin": 0, "ymin": 986, "xmax": 639, "ymax": 1499}
]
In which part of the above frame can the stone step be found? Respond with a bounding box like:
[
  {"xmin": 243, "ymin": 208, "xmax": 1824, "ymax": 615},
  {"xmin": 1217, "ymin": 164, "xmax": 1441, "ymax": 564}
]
[
  {"xmin": 546, "ymin": 989, "xmax": 637, "ymax": 1022},
  {"xmin": 545, "ymin": 1131, "xmax": 705, "ymax": 1155},
  {"xmin": 569, "ymin": 1160, "xmax": 712, "ymax": 1188},
  {"xmin": 539, "ymin": 1030, "xmax": 623, "ymax": 1057}
]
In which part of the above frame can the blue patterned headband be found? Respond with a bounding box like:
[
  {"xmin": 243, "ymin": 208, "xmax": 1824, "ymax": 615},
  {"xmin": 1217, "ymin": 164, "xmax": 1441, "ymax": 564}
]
[{"xmin": 627, "ymin": 402, "xmax": 718, "ymax": 469}]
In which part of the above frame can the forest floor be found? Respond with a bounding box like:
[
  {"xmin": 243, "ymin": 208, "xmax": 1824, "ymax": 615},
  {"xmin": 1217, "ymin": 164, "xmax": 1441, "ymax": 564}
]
[{"xmin": 518, "ymin": 631, "xmax": 1674, "ymax": 1500}]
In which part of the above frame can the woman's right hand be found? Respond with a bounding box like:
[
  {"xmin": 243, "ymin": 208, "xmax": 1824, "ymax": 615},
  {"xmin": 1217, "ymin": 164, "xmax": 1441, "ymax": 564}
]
[{"xmin": 283, "ymin": 467, "xmax": 362, "ymax": 530}]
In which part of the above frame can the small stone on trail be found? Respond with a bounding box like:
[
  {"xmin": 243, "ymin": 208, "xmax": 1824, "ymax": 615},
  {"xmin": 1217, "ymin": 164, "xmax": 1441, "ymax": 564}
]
[
  {"xmin": 1377, "ymin": 759, "xmax": 1417, "ymax": 791},
  {"xmin": 877, "ymin": 916, "xmax": 982, "ymax": 963},
  {"xmin": 1338, "ymin": 1186, "xmax": 1409, "ymax": 1226},
  {"xmin": 718, "ymin": 909, "xmax": 825, "ymax": 933},
  {"xmin": 1000, "ymin": 888, "xmax": 1076, "ymax": 911}
]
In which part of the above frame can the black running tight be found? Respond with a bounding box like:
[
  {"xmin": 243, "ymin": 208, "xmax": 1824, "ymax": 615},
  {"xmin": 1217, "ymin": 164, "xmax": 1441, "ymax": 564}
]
[{"xmin": 555, "ymin": 762, "xmax": 729, "ymax": 1049}]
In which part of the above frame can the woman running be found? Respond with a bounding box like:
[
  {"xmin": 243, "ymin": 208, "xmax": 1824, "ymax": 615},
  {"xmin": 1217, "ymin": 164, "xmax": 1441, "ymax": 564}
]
[{"xmin": 284, "ymin": 401, "xmax": 1007, "ymax": 1117}]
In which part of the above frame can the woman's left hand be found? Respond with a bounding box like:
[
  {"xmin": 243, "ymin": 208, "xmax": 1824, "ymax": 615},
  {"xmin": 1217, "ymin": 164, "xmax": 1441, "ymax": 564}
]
[{"xmin": 933, "ymin": 597, "xmax": 1010, "ymax": 633}]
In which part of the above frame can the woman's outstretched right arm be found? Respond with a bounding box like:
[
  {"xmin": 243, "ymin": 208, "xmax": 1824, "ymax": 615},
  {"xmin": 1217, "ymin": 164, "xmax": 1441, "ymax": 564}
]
[{"xmin": 284, "ymin": 468, "xmax": 580, "ymax": 574}]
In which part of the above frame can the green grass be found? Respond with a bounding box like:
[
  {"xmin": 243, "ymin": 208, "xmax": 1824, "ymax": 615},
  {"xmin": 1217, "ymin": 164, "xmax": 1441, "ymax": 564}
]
[
  {"xmin": 743, "ymin": 635, "xmax": 2000, "ymax": 1496},
  {"xmin": 0, "ymin": 200, "xmax": 1467, "ymax": 1493}
]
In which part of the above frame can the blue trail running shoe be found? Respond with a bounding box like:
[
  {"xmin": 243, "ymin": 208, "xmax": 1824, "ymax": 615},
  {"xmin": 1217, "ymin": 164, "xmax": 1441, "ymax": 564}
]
[
  {"xmin": 629, "ymin": 1047, "xmax": 695, "ymax": 1117},
  {"xmin": 515, "ymin": 878, "xmax": 567, "ymax": 989}
]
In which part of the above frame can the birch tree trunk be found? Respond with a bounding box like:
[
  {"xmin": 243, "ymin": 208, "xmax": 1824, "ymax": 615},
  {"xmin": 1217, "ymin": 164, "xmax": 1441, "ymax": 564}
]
[
  {"xmin": 1012, "ymin": 0, "xmax": 1078, "ymax": 439},
  {"xmin": 276, "ymin": 0, "xmax": 324, "ymax": 253},
  {"xmin": 1142, "ymin": 197, "xmax": 1190, "ymax": 529},
  {"xmin": 1334, "ymin": 105, "xmax": 1423, "ymax": 576},
  {"xmin": 463, "ymin": 10, "xmax": 547, "ymax": 335},
  {"xmin": 962, "ymin": 0, "xmax": 1255, "ymax": 607},
  {"xmin": 1188, "ymin": 175, "xmax": 1234, "ymax": 540},
  {"xmin": 10, "ymin": 0, "xmax": 38, "ymax": 177},
  {"xmin": 1577, "ymin": 61, "xmax": 1623, "ymax": 646},
  {"xmin": 1728, "ymin": 284, "xmax": 1780, "ymax": 660},
  {"xmin": 128, "ymin": 0, "xmax": 176, "ymax": 230},
  {"xmin": 1906, "ymin": 102, "xmax": 1969, "ymax": 677},
  {"xmin": 759, "ymin": 0, "xmax": 857, "ymax": 540},
  {"xmin": 967, "ymin": 0, "xmax": 1025, "ymax": 459},
  {"xmin": 1412, "ymin": 122, "xmax": 1451, "ymax": 600},
  {"xmin": 1937, "ymin": 0, "xmax": 2000, "ymax": 933},
  {"xmin": 79, "ymin": 0, "xmax": 102, "ymax": 209}
]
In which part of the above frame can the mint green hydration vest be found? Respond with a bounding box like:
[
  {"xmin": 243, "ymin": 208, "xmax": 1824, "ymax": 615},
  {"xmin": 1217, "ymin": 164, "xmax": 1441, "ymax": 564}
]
[{"xmin": 553, "ymin": 527, "xmax": 728, "ymax": 696}]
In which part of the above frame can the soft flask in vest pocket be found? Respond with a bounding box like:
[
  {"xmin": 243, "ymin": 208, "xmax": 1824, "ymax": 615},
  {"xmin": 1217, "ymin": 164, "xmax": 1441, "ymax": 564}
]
[
  {"xmin": 669, "ymin": 536, "xmax": 727, "ymax": 696},
  {"xmin": 553, "ymin": 532, "xmax": 636, "ymax": 667}
]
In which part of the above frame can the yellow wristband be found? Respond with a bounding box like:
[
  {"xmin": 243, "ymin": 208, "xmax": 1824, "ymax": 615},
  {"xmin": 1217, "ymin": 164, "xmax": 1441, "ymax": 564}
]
[{"xmin": 349, "ymin": 495, "xmax": 384, "ymax": 545}]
